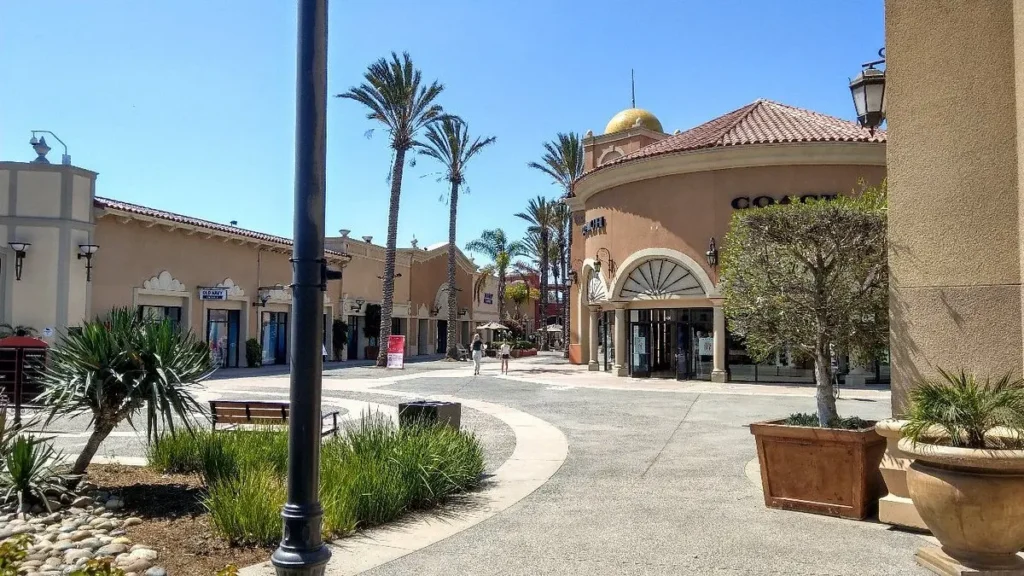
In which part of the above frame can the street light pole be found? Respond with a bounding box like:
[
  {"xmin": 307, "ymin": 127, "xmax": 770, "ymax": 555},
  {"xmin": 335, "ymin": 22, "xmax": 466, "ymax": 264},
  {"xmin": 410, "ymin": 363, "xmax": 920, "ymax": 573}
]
[{"xmin": 271, "ymin": 0, "xmax": 331, "ymax": 574}]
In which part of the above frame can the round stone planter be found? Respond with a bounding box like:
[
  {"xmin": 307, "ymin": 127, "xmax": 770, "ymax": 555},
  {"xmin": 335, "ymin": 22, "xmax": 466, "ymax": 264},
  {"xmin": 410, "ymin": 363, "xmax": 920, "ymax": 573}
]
[
  {"xmin": 900, "ymin": 438, "xmax": 1024, "ymax": 571},
  {"xmin": 874, "ymin": 419, "xmax": 927, "ymax": 531}
]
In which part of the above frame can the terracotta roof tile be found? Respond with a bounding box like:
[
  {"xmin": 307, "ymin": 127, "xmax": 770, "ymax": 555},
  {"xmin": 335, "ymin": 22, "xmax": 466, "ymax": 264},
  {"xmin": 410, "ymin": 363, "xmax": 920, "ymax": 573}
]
[
  {"xmin": 590, "ymin": 99, "xmax": 885, "ymax": 174},
  {"xmin": 94, "ymin": 197, "xmax": 346, "ymax": 256}
]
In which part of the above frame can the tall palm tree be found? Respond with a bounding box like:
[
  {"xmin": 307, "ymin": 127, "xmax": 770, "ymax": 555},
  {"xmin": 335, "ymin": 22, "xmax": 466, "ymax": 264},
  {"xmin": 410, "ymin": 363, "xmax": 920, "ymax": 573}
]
[
  {"xmin": 528, "ymin": 133, "xmax": 584, "ymax": 358},
  {"xmin": 417, "ymin": 117, "xmax": 496, "ymax": 360},
  {"xmin": 550, "ymin": 202, "xmax": 572, "ymax": 354},
  {"xmin": 515, "ymin": 198, "xmax": 557, "ymax": 350},
  {"xmin": 338, "ymin": 52, "xmax": 446, "ymax": 367},
  {"xmin": 465, "ymin": 228, "xmax": 525, "ymax": 323}
]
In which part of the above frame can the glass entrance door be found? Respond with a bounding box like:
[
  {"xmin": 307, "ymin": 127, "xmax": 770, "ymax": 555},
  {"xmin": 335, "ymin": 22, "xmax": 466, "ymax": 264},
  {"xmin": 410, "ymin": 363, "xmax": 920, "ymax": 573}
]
[
  {"xmin": 208, "ymin": 309, "xmax": 240, "ymax": 368},
  {"xmin": 436, "ymin": 320, "xmax": 447, "ymax": 354},
  {"xmin": 629, "ymin": 322, "xmax": 650, "ymax": 377},
  {"xmin": 261, "ymin": 311, "xmax": 288, "ymax": 365}
]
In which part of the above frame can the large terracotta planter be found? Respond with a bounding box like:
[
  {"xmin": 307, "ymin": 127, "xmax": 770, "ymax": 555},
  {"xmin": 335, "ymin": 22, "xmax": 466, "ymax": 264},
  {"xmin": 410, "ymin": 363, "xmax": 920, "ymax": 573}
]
[
  {"xmin": 900, "ymin": 438, "xmax": 1024, "ymax": 572},
  {"xmin": 750, "ymin": 420, "xmax": 886, "ymax": 519}
]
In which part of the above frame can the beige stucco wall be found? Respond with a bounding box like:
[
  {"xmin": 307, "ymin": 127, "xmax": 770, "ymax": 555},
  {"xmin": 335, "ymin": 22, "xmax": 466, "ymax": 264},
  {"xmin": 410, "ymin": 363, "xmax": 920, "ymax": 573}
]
[{"xmin": 887, "ymin": 0, "xmax": 1020, "ymax": 413}]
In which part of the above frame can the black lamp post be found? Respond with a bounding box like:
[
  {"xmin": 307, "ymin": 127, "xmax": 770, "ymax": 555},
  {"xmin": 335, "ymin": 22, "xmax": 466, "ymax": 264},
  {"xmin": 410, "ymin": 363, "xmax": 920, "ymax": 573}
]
[
  {"xmin": 78, "ymin": 244, "xmax": 99, "ymax": 281},
  {"xmin": 705, "ymin": 238, "xmax": 718, "ymax": 268},
  {"xmin": 849, "ymin": 48, "xmax": 886, "ymax": 134},
  {"xmin": 270, "ymin": 0, "xmax": 331, "ymax": 574}
]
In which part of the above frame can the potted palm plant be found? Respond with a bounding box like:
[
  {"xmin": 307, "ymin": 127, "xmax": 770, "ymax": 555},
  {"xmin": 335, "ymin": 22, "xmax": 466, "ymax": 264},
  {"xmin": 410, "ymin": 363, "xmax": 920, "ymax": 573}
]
[{"xmin": 900, "ymin": 369, "xmax": 1024, "ymax": 573}]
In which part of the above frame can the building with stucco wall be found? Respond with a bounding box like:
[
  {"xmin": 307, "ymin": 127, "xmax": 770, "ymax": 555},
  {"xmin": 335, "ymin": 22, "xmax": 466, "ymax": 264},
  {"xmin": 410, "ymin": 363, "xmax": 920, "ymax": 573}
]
[
  {"xmin": 566, "ymin": 100, "xmax": 886, "ymax": 382},
  {"xmin": 0, "ymin": 153, "xmax": 512, "ymax": 367}
]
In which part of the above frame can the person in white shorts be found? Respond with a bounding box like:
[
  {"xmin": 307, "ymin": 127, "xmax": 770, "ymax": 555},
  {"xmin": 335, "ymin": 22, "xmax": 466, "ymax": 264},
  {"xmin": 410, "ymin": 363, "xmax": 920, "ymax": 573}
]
[{"xmin": 499, "ymin": 340, "xmax": 511, "ymax": 374}]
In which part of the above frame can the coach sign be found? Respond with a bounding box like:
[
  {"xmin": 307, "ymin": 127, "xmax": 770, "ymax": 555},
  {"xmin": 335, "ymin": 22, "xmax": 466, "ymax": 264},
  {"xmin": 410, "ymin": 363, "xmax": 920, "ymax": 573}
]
[{"xmin": 730, "ymin": 193, "xmax": 839, "ymax": 210}]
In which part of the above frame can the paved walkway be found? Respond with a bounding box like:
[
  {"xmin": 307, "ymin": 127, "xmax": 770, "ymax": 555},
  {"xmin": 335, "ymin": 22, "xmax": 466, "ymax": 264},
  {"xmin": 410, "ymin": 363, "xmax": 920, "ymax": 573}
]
[{"xmin": 204, "ymin": 354, "xmax": 925, "ymax": 576}]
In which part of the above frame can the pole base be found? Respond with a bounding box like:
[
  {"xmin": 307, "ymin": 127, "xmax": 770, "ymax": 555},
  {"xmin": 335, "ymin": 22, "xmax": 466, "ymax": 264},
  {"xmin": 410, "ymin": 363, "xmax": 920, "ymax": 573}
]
[{"xmin": 271, "ymin": 544, "xmax": 331, "ymax": 576}]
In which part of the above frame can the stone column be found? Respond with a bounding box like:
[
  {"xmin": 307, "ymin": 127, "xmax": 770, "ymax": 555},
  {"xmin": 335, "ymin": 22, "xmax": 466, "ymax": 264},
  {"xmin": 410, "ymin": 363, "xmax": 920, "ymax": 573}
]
[
  {"xmin": 712, "ymin": 305, "xmax": 727, "ymax": 383},
  {"xmin": 588, "ymin": 306, "xmax": 600, "ymax": 371},
  {"xmin": 613, "ymin": 305, "xmax": 627, "ymax": 376}
]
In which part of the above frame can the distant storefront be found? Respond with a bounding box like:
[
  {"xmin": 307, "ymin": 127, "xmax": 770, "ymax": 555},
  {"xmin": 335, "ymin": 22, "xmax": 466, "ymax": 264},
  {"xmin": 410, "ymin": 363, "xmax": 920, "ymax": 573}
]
[{"xmin": 567, "ymin": 100, "xmax": 887, "ymax": 383}]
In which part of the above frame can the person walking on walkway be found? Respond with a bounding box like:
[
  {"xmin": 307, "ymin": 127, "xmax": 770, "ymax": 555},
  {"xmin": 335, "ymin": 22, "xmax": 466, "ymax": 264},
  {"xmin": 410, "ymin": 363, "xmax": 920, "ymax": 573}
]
[
  {"xmin": 499, "ymin": 340, "xmax": 511, "ymax": 374},
  {"xmin": 471, "ymin": 333, "xmax": 485, "ymax": 375}
]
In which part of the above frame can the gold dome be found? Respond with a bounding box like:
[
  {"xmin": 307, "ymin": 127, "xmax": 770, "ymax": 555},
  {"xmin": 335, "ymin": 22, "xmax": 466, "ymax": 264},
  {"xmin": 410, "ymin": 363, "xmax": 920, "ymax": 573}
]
[{"xmin": 604, "ymin": 108, "xmax": 663, "ymax": 134}]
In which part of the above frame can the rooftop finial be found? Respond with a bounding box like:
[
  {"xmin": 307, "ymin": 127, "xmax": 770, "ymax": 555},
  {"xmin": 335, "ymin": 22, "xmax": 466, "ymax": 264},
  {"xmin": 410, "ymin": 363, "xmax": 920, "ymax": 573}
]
[{"xmin": 631, "ymin": 69, "xmax": 635, "ymax": 109}]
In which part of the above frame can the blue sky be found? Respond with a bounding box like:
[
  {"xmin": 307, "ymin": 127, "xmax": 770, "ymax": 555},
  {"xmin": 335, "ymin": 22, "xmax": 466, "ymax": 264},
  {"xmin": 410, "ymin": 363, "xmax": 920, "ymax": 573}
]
[{"xmin": 1, "ymin": 1, "xmax": 883, "ymax": 259}]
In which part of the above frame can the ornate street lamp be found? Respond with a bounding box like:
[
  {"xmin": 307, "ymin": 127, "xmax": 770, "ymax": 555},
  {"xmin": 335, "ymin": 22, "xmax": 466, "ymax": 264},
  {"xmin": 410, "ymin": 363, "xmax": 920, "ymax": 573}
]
[
  {"xmin": 849, "ymin": 48, "xmax": 886, "ymax": 134},
  {"xmin": 271, "ymin": 0, "xmax": 331, "ymax": 574},
  {"xmin": 77, "ymin": 244, "xmax": 99, "ymax": 281},
  {"xmin": 705, "ymin": 238, "xmax": 718, "ymax": 268},
  {"xmin": 8, "ymin": 243, "xmax": 29, "ymax": 281}
]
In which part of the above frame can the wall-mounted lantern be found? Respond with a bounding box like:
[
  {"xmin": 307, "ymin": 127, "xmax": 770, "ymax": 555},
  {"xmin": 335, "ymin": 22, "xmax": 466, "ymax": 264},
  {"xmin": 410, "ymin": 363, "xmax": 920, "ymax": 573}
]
[
  {"xmin": 77, "ymin": 244, "xmax": 99, "ymax": 281},
  {"xmin": 849, "ymin": 48, "xmax": 886, "ymax": 134},
  {"xmin": 592, "ymin": 248, "xmax": 613, "ymax": 278},
  {"xmin": 8, "ymin": 243, "xmax": 29, "ymax": 281},
  {"xmin": 253, "ymin": 284, "xmax": 285, "ymax": 308},
  {"xmin": 430, "ymin": 305, "xmax": 440, "ymax": 316},
  {"xmin": 569, "ymin": 258, "xmax": 584, "ymax": 285},
  {"xmin": 349, "ymin": 298, "xmax": 365, "ymax": 312},
  {"xmin": 458, "ymin": 308, "xmax": 468, "ymax": 318},
  {"xmin": 705, "ymin": 238, "xmax": 719, "ymax": 268}
]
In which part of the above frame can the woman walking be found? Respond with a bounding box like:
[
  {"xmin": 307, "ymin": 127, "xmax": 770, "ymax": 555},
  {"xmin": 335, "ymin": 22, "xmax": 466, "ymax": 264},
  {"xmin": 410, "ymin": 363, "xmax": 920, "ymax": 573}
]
[
  {"xmin": 471, "ymin": 333, "xmax": 485, "ymax": 375},
  {"xmin": 499, "ymin": 340, "xmax": 511, "ymax": 374}
]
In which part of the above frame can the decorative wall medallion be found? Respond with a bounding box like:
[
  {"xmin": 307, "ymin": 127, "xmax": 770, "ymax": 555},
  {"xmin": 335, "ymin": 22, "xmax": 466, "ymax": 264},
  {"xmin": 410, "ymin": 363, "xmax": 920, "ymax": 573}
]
[
  {"xmin": 143, "ymin": 271, "xmax": 186, "ymax": 292},
  {"xmin": 572, "ymin": 211, "xmax": 586, "ymax": 225},
  {"xmin": 217, "ymin": 278, "xmax": 245, "ymax": 298},
  {"xmin": 619, "ymin": 259, "xmax": 705, "ymax": 300}
]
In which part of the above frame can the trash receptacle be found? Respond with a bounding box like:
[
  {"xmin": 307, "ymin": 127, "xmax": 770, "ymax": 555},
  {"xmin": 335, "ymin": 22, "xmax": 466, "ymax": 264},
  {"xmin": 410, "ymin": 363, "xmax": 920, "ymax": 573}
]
[{"xmin": 398, "ymin": 400, "xmax": 461, "ymax": 430}]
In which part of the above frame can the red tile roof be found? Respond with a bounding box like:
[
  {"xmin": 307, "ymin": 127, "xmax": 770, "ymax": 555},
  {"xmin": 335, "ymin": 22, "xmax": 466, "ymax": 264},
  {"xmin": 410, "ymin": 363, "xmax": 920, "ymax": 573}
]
[
  {"xmin": 94, "ymin": 197, "xmax": 346, "ymax": 256},
  {"xmin": 592, "ymin": 99, "xmax": 886, "ymax": 173}
]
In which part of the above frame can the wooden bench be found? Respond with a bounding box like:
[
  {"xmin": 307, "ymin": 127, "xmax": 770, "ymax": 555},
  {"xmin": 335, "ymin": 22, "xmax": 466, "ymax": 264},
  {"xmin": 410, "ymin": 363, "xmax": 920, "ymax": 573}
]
[{"xmin": 209, "ymin": 400, "xmax": 339, "ymax": 437}]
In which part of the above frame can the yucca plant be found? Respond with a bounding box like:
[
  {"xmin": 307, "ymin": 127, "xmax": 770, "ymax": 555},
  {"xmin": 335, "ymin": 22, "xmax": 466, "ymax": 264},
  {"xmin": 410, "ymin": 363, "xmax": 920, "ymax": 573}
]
[
  {"xmin": 903, "ymin": 368, "xmax": 1024, "ymax": 449},
  {"xmin": 1, "ymin": 435, "xmax": 70, "ymax": 514},
  {"xmin": 37, "ymin": 307, "xmax": 215, "ymax": 474}
]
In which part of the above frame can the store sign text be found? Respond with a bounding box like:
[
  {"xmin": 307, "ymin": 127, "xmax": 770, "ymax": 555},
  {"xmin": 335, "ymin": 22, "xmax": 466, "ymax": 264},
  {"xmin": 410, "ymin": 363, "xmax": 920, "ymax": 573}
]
[
  {"xmin": 483, "ymin": 293, "xmax": 493, "ymax": 305},
  {"xmin": 582, "ymin": 216, "xmax": 606, "ymax": 236},
  {"xmin": 730, "ymin": 194, "xmax": 839, "ymax": 210},
  {"xmin": 199, "ymin": 288, "xmax": 228, "ymax": 301}
]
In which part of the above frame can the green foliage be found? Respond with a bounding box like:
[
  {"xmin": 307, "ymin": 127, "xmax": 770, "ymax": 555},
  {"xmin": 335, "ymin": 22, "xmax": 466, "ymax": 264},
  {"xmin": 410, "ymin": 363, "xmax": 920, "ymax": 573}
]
[
  {"xmin": 38, "ymin": 307, "xmax": 215, "ymax": 473},
  {"xmin": 244, "ymin": 338, "xmax": 262, "ymax": 368},
  {"xmin": 0, "ymin": 325, "xmax": 36, "ymax": 338},
  {"xmin": 783, "ymin": 413, "xmax": 870, "ymax": 430},
  {"xmin": 69, "ymin": 558, "xmax": 126, "ymax": 576},
  {"xmin": 903, "ymin": 369, "xmax": 1024, "ymax": 449},
  {"xmin": 152, "ymin": 414, "xmax": 484, "ymax": 547},
  {"xmin": 216, "ymin": 565, "xmax": 240, "ymax": 576},
  {"xmin": 720, "ymin": 181, "xmax": 888, "ymax": 423},
  {"xmin": 332, "ymin": 318, "xmax": 349, "ymax": 357},
  {"xmin": 205, "ymin": 466, "xmax": 286, "ymax": 546},
  {"xmin": 0, "ymin": 534, "xmax": 31, "ymax": 575},
  {"xmin": 1, "ymin": 435, "xmax": 69, "ymax": 513}
]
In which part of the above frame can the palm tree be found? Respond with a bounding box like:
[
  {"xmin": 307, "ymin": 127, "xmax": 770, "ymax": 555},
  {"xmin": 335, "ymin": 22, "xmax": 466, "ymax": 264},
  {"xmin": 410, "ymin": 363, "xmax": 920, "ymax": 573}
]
[
  {"xmin": 465, "ymin": 229, "xmax": 525, "ymax": 323},
  {"xmin": 417, "ymin": 118, "xmax": 496, "ymax": 360},
  {"xmin": 529, "ymin": 133, "xmax": 584, "ymax": 358},
  {"xmin": 38, "ymin": 308, "xmax": 214, "ymax": 474},
  {"xmin": 550, "ymin": 202, "xmax": 572, "ymax": 354},
  {"xmin": 338, "ymin": 52, "xmax": 446, "ymax": 367},
  {"xmin": 515, "ymin": 198, "xmax": 557, "ymax": 350}
]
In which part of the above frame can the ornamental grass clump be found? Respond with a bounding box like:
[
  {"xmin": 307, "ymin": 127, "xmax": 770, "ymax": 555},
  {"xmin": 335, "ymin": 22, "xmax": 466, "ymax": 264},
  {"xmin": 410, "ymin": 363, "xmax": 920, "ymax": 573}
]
[{"xmin": 903, "ymin": 368, "xmax": 1024, "ymax": 449}]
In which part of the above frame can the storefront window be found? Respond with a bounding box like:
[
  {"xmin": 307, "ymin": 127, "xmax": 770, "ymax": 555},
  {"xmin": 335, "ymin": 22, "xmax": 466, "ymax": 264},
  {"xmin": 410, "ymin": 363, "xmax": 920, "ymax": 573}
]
[
  {"xmin": 207, "ymin": 309, "xmax": 240, "ymax": 368},
  {"xmin": 138, "ymin": 305, "xmax": 182, "ymax": 329}
]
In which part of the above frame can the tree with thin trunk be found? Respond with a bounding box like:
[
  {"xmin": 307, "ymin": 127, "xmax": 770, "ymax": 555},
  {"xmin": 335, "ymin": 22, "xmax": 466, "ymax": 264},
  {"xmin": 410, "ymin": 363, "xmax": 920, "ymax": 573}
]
[
  {"xmin": 549, "ymin": 202, "xmax": 571, "ymax": 354},
  {"xmin": 338, "ymin": 52, "xmax": 446, "ymax": 367},
  {"xmin": 466, "ymin": 229, "xmax": 525, "ymax": 323},
  {"xmin": 38, "ymin": 308, "xmax": 214, "ymax": 474},
  {"xmin": 514, "ymin": 201, "xmax": 557, "ymax": 351},
  {"xmin": 528, "ymin": 133, "xmax": 584, "ymax": 358},
  {"xmin": 417, "ymin": 117, "xmax": 496, "ymax": 360},
  {"xmin": 720, "ymin": 182, "xmax": 888, "ymax": 425}
]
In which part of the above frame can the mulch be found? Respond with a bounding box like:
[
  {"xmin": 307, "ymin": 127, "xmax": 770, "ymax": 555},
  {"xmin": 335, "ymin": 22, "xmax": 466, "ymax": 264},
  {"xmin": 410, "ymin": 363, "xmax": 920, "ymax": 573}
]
[{"xmin": 85, "ymin": 465, "xmax": 272, "ymax": 576}]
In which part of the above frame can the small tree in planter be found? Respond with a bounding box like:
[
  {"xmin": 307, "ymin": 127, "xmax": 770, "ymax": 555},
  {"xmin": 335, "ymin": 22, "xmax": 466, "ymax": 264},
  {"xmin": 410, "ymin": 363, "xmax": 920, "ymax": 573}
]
[
  {"xmin": 721, "ymin": 182, "xmax": 889, "ymax": 519},
  {"xmin": 331, "ymin": 318, "xmax": 349, "ymax": 360},
  {"xmin": 245, "ymin": 338, "xmax": 262, "ymax": 367}
]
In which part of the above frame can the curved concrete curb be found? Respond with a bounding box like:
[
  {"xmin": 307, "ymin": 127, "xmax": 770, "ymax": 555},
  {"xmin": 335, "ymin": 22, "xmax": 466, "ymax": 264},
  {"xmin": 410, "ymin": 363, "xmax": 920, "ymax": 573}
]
[{"xmin": 240, "ymin": 393, "xmax": 568, "ymax": 576}]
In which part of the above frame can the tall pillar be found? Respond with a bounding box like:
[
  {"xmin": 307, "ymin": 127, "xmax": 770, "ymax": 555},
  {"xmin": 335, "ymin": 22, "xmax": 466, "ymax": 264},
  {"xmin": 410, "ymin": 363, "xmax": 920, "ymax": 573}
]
[
  {"xmin": 712, "ymin": 305, "xmax": 726, "ymax": 383},
  {"xmin": 613, "ymin": 305, "xmax": 627, "ymax": 376},
  {"xmin": 887, "ymin": 0, "xmax": 1021, "ymax": 413},
  {"xmin": 588, "ymin": 306, "xmax": 600, "ymax": 371}
]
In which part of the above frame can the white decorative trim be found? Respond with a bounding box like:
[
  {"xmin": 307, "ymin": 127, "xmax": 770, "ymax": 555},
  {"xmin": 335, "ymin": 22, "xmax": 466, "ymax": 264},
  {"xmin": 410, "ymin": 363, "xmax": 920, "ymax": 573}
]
[
  {"xmin": 609, "ymin": 248, "xmax": 718, "ymax": 299},
  {"xmin": 266, "ymin": 286, "xmax": 292, "ymax": 303},
  {"xmin": 574, "ymin": 141, "xmax": 886, "ymax": 205},
  {"xmin": 143, "ymin": 271, "xmax": 186, "ymax": 292},
  {"xmin": 587, "ymin": 268, "xmax": 608, "ymax": 303},
  {"xmin": 217, "ymin": 278, "xmax": 245, "ymax": 298},
  {"xmin": 618, "ymin": 259, "xmax": 705, "ymax": 300},
  {"xmin": 417, "ymin": 303, "xmax": 430, "ymax": 318},
  {"xmin": 597, "ymin": 146, "xmax": 625, "ymax": 166}
]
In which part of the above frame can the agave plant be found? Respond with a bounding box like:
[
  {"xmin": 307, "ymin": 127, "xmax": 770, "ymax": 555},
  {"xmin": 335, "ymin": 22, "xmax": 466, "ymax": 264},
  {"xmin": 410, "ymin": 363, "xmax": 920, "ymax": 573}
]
[
  {"xmin": 0, "ymin": 435, "xmax": 69, "ymax": 514},
  {"xmin": 37, "ymin": 307, "xmax": 215, "ymax": 474},
  {"xmin": 903, "ymin": 368, "xmax": 1024, "ymax": 449}
]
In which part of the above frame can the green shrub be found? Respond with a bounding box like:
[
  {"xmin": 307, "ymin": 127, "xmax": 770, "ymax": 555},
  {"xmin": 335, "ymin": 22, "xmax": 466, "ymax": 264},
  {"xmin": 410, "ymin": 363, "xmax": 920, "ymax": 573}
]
[
  {"xmin": 0, "ymin": 436, "xmax": 69, "ymax": 513},
  {"xmin": 205, "ymin": 467, "xmax": 285, "ymax": 546},
  {"xmin": 0, "ymin": 534, "xmax": 31, "ymax": 575},
  {"xmin": 783, "ymin": 413, "xmax": 870, "ymax": 430},
  {"xmin": 903, "ymin": 369, "xmax": 1024, "ymax": 449},
  {"xmin": 148, "ymin": 430, "xmax": 209, "ymax": 474},
  {"xmin": 245, "ymin": 338, "xmax": 262, "ymax": 368},
  {"xmin": 69, "ymin": 558, "xmax": 126, "ymax": 576}
]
